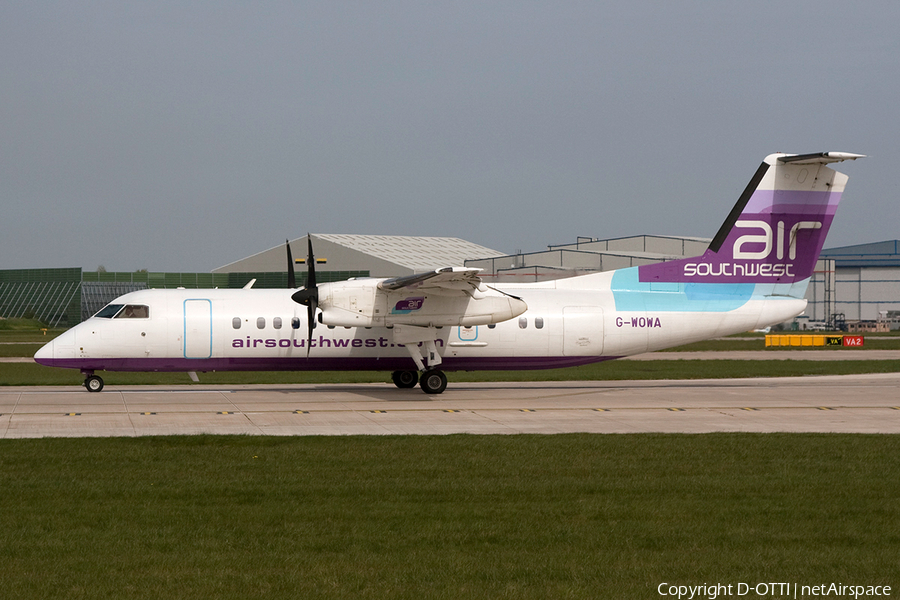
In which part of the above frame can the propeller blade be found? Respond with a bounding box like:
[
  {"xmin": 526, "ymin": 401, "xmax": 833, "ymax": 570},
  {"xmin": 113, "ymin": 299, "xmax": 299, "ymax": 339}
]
[
  {"xmin": 304, "ymin": 235, "xmax": 318, "ymax": 356},
  {"xmin": 306, "ymin": 298, "xmax": 317, "ymax": 356},
  {"xmin": 288, "ymin": 234, "xmax": 320, "ymax": 357},
  {"xmin": 306, "ymin": 235, "xmax": 317, "ymax": 290},
  {"xmin": 286, "ymin": 240, "xmax": 296, "ymax": 289}
]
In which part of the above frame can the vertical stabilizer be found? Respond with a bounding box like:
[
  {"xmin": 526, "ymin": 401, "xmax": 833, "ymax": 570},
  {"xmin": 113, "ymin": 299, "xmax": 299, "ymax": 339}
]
[{"xmin": 639, "ymin": 152, "xmax": 862, "ymax": 292}]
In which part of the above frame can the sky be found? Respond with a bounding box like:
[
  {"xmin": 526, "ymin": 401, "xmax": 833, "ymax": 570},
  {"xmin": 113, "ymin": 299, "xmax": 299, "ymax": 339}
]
[{"xmin": 1, "ymin": 1, "xmax": 897, "ymax": 272}]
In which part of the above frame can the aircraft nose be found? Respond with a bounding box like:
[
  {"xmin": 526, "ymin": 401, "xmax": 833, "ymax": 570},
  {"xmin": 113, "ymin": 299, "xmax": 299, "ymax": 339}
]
[
  {"xmin": 34, "ymin": 339, "xmax": 55, "ymax": 364},
  {"xmin": 34, "ymin": 327, "xmax": 77, "ymax": 365}
]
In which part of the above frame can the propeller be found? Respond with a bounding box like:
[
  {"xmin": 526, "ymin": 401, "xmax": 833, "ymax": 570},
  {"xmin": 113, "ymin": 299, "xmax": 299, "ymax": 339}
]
[
  {"xmin": 286, "ymin": 239, "xmax": 296, "ymax": 289},
  {"xmin": 290, "ymin": 235, "xmax": 319, "ymax": 355}
]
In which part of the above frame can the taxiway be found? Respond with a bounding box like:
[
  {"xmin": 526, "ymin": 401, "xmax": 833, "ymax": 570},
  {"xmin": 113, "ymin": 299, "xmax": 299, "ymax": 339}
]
[{"xmin": 1, "ymin": 373, "xmax": 898, "ymax": 437}]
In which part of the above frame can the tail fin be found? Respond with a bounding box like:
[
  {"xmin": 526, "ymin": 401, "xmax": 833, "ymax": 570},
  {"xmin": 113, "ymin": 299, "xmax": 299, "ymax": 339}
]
[{"xmin": 640, "ymin": 152, "xmax": 863, "ymax": 293}]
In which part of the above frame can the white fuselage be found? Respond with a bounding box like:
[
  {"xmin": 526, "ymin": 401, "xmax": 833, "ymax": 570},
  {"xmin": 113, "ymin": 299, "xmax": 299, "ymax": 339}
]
[{"xmin": 35, "ymin": 270, "xmax": 805, "ymax": 374}]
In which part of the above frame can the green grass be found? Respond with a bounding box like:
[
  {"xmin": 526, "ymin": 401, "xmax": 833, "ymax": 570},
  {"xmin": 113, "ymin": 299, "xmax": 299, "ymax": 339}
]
[
  {"xmin": 0, "ymin": 317, "xmax": 50, "ymax": 331},
  {"xmin": 0, "ymin": 342, "xmax": 45, "ymax": 357},
  {"xmin": 2, "ymin": 359, "xmax": 900, "ymax": 387},
  {"xmin": 0, "ymin": 434, "xmax": 896, "ymax": 599},
  {"xmin": 0, "ymin": 320, "xmax": 59, "ymax": 344}
]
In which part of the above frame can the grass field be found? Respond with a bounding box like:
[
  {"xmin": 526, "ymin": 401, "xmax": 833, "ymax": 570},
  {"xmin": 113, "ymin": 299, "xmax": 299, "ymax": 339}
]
[{"xmin": 0, "ymin": 434, "xmax": 896, "ymax": 599}]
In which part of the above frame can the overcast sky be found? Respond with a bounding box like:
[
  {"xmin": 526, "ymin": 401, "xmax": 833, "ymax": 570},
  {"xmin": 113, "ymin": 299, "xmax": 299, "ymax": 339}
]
[{"xmin": 2, "ymin": 2, "xmax": 896, "ymax": 272}]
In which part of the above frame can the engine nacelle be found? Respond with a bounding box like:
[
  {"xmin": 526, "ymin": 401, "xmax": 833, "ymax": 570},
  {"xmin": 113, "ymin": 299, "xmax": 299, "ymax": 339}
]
[{"xmin": 317, "ymin": 279, "xmax": 381, "ymax": 327}]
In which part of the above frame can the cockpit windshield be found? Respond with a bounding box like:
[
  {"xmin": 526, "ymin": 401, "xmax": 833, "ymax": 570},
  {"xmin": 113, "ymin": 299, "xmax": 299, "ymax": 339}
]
[
  {"xmin": 94, "ymin": 304, "xmax": 150, "ymax": 319},
  {"xmin": 118, "ymin": 305, "xmax": 149, "ymax": 318},
  {"xmin": 95, "ymin": 304, "xmax": 124, "ymax": 318}
]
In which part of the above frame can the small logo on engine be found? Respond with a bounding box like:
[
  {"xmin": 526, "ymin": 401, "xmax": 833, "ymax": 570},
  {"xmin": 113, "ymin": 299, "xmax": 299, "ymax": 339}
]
[{"xmin": 392, "ymin": 297, "xmax": 425, "ymax": 314}]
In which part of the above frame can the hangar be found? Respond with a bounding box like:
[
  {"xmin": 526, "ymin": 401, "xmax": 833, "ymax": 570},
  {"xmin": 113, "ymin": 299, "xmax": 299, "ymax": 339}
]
[
  {"xmin": 212, "ymin": 234, "xmax": 505, "ymax": 278},
  {"xmin": 465, "ymin": 234, "xmax": 712, "ymax": 283},
  {"xmin": 819, "ymin": 240, "xmax": 900, "ymax": 323}
]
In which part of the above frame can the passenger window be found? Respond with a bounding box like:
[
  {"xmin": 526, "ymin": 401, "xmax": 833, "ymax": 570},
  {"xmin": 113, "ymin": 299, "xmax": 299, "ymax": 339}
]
[
  {"xmin": 232, "ymin": 317, "xmax": 241, "ymax": 329},
  {"xmin": 273, "ymin": 317, "xmax": 282, "ymax": 330},
  {"xmin": 519, "ymin": 317, "xmax": 528, "ymax": 329},
  {"xmin": 291, "ymin": 317, "xmax": 301, "ymax": 330},
  {"xmin": 535, "ymin": 317, "xmax": 544, "ymax": 329},
  {"xmin": 487, "ymin": 324, "xmax": 496, "ymax": 329},
  {"xmin": 257, "ymin": 317, "xmax": 266, "ymax": 329},
  {"xmin": 116, "ymin": 305, "xmax": 149, "ymax": 319}
]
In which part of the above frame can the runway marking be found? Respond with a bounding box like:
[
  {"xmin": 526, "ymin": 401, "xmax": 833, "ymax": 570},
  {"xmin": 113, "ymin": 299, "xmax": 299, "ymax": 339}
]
[{"xmin": 6, "ymin": 405, "xmax": 899, "ymax": 418}]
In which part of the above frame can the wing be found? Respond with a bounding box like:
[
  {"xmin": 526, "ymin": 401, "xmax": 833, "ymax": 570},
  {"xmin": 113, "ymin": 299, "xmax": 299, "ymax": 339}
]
[
  {"xmin": 315, "ymin": 267, "xmax": 527, "ymax": 328},
  {"xmin": 378, "ymin": 267, "xmax": 487, "ymax": 297}
]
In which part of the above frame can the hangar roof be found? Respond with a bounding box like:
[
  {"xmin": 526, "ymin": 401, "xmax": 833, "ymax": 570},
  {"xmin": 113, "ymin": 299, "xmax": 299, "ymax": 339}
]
[
  {"xmin": 821, "ymin": 240, "xmax": 900, "ymax": 268},
  {"xmin": 312, "ymin": 234, "xmax": 504, "ymax": 272},
  {"xmin": 213, "ymin": 234, "xmax": 504, "ymax": 276}
]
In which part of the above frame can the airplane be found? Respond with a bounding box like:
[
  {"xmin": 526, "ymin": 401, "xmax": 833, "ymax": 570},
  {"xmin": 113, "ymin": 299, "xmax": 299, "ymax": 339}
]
[{"xmin": 35, "ymin": 151, "xmax": 864, "ymax": 394}]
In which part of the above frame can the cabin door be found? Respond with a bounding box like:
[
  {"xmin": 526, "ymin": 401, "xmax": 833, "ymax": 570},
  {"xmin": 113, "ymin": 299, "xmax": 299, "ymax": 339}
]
[{"xmin": 183, "ymin": 299, "xmax": 212, "ymax": 359}]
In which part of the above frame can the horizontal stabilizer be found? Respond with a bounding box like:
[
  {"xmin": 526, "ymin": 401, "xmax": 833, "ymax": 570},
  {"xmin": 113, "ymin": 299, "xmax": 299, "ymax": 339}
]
[{"xmin": 777, "ymin": 152, "xmax": 865, "ymax": 165}]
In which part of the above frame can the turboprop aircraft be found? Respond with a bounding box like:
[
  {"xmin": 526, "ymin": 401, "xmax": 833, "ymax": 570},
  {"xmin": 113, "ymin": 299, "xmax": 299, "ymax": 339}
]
[{"xmin": 35, "ymin": 151, "xmax": 863, "ymax": 394}]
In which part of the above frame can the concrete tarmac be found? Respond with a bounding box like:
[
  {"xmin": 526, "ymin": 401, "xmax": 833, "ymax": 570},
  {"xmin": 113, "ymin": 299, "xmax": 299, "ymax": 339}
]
[{"xmin": 1, "ymin": 373, "xmax": 899, "ymax": 437}]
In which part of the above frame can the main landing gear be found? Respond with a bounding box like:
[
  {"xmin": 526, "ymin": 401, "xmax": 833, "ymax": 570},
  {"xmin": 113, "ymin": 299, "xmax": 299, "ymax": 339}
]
[
  {"xmin": 391, "ymin": 370, "xmax": 418, "ymax": 388},
  {"xmin": 391, "ymin": 324, "xmax": 450, "ymax": 395},
  {"xmin": 82, "ymin": 372, "xmax": 104, "ymax": 393},
  {"xmin": 391, "ymin": 368, "xmax": 448, "ymax": 395},
  {"xmin": 418, "ymin": 369, "xmax": 448, "ymax": 395}
]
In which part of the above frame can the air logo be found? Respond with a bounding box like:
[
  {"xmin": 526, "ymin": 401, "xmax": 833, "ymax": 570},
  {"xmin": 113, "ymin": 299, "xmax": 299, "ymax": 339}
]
[
  {"xmin": 682, "ymin": 218, "xmax": 825, "ymax": 279},
  {"xmin": 392, "ymin": 297, "xmax": 425, "ymax": 314},
  {"xmin": 733, "ymin": 220, "xmax": 822, "ymax": 261}
]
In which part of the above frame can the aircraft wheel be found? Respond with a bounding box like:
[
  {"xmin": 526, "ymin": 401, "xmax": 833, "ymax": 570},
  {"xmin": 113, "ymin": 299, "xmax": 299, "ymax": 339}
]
[
  {"xmin": 391, "ymin": 370, "xmax": 419, "ymax": 389},
  {"xmin": 85, "ymin": 375, "xmax": 104, "ymax": 393},
  {"xmin": 419, "ymin": 369, "xmax": 448, "ymax": 395}
]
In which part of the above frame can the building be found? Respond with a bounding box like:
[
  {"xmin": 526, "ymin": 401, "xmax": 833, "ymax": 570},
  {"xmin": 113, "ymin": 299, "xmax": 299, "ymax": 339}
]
[
  {"xmin": 213, "ymin": 234, "xmax": 505, "ymax": 278},
  {"xmin": 0, "ymin": 269, "xmax": 231, "ymax": 327},
  {"xmin": 0, "ymin": 235, "xmax": 504, "ymax": 327},
  {"xmin": 819, "ymin": 240, "xmax": 900, "ymax": 323},
  {"xmin": 465, "ymin": 234, "xmax": 711, "ymax": 283}
]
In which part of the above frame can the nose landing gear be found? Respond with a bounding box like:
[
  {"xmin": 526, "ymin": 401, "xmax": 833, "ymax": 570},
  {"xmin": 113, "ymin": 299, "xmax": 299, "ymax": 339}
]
[{"xmin": 82, "ymin": 372, "xmax": 104, "ymax": 393}]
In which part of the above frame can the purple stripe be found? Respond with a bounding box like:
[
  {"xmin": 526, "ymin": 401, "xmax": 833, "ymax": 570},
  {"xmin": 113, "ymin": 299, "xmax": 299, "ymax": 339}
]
[
  {"xmin": 35, "ymin": 355, "xmax": 620, "ymax": 373},
  {"xmin": 745, "ymin": 189, "xmax": 841, "ymax": 215}
]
